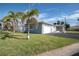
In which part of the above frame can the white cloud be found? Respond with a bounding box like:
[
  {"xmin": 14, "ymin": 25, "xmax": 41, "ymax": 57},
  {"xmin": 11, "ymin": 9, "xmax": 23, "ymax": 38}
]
[
  {"xmin": 38, "ymin": 13, "xmax": 48, "ymax": 20},
  {"xmin": 24, "ymin": 9, "xmax": 28, "ymax": 13},
  {"xmin": 68, "ymin": 13, "xmax": 79, "ymax": 19},
  {"xmin": 42, "ymin": 17, "xmax": 56, "ymax": 21},
  {"xmin": 38, "ymin": 10, "xmax": 79, "ymax": 24},
  {"xmin": 39, "ymin": 17, "xmax": 58, "ymax": 23},
  {"xmin": 74, "ymin": 10, "xmax": 79, "ymax": 13},
  {"xmin": 67, "ymin": 10, "xmax": 79, "ymax": 19},
  {"xmin": 57, "ymin": 10, "xmax": 79, "ymax": 20}
]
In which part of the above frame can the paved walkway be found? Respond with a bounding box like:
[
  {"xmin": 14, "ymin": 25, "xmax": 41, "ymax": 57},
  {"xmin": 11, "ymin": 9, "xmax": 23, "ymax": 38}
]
[
  {"xmin": 47, "ymin": 33, "xmax": 79, "ymax": 39},
  {"xmin": 38, "ymin": 43, "xmax": 79, "ymax": 56}
]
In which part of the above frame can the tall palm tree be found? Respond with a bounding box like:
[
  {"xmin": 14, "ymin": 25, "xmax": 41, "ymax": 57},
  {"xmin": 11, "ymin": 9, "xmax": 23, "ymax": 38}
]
[
  {"xmin": 22, "ymin": 9, "xmax": 39, "ymax": 39},
  {"xmin": 8, "ymin": 11, "xmax": 17, "ymax": 32}
]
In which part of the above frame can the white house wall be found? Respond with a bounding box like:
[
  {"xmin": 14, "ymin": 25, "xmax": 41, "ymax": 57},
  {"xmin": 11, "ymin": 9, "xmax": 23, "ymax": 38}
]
[
  {"xmin": 51, "ymin": 26, "xmax": 56, "ymax": 32},
  {"xmin": 42, "ymin": 24, "xmax": 56, "ymax": 34}
]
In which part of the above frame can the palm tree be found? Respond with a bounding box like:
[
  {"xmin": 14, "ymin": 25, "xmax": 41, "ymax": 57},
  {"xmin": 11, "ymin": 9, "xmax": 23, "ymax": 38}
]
[
  {"xmin": 2, "ymin": 11, "xmax": 23, "ymax": 32},
  {"xmin": 2, "ymin": 9, "xmax": 39, "ymax": 39},
  {"xmin": 8, "ymin": 11, "xmax": 18, "ymax": 32},
  {"xmin": 29, "ymin": 17, "xmax": 38, "ymax": 29},
  {"xmin": 22, "ymin": 9, "xmax": 39, "ymax": 39},
  {"xmin": 2, "ymin": 16, "xmax": 11, "ymax": 30},
  {"xmin": 15, "ymin": 12, "xmax": 25, "ymax": 22}
]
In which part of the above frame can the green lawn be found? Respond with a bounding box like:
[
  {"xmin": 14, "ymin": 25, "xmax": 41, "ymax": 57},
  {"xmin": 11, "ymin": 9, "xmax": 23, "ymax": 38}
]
[{"xmin": 0, "ymin": 30, "xmax": 79, "ymax": 56}]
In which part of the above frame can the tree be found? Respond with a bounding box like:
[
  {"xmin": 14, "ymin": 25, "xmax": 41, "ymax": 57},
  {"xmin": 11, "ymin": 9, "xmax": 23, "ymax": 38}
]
[
  {"xmin": 54, "ymin": 21, "xmax": 64, "ymax": 25},
  {"xmin": 22, "ymin": 9, "xmax": 39, "ymax": 39},
  {"xmin": 15, "ymin": 12, "xmax": 25, "ymax": 23},
  {"xmin": 77, "ymin": 18, "xmax": 79, "ymax": 21},
  {"xmin": 2, "ymin": 16, "xmax": 11, "ymax": 31},
  {"xmin": 2, "ymin": 9, "xmax": 39, "ymax": 39},
  {"xmin": 57, "ymin": 21, "xmax": 61, "ymax": 25},
  {"xmin": 53, "ymin": 23, "xmax": 56, "ymax": 25},
  {"xmin": 2, "ymin": 11, "xmax": 23, "ymax": 32},
  {"xmin": 8, "ymin": 11, "xmax": 18, "ymax": 32},
  {"xmin": 29, "ymin": 17, "xmax": 38, "ymax": 29},
  {"xmin": 65, "ymin": 23, "xmax": 70, "ymax": 30},
  {"xmin": 61, "ymin": 21, "xmax": 64, "ymax": 25}
]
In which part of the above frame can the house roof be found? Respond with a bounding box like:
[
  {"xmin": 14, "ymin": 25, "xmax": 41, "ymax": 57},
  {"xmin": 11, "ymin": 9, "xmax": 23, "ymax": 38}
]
[
  {"xmin": 38, "ymin": 22, "xmax": 65, "ymax": 27},
  {"xmin": 38, "ymin": 22, "xmax": 53, "ymax": 26}
]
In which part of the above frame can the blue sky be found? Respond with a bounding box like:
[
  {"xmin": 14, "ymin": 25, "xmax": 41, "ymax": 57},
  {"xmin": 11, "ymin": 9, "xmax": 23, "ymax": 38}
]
[{"xmin": 0, "ymin": 3, "xmax": 79, "ymax": 26}]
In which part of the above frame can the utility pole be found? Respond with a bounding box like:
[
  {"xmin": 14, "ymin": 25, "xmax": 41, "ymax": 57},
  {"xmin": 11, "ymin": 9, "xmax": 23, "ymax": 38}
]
[
  {"xmin": 63, "ymin": 16, "xmax": 66, "ymax": 33},
  {"xmin": 64, "ymin": 16, "xmax": 66, "ymax": 25}
]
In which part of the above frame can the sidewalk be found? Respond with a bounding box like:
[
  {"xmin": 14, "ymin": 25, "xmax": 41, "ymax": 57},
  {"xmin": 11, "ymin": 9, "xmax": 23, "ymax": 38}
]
[{"xmin": 38, "ymin": 43, "xmax": 79, "ymax": 56}]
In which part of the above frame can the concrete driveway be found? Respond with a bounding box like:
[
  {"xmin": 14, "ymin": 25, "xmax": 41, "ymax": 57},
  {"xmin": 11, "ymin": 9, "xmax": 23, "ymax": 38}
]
[{"xmin": 47, "ymin": 33, "xmax": 79, "ymax": 39}]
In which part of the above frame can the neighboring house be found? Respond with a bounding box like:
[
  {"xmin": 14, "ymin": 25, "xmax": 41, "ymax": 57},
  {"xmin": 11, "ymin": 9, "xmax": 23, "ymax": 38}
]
[{"xmin": 0, "ymin": 21, "xmax": 66, "ymax": 34}]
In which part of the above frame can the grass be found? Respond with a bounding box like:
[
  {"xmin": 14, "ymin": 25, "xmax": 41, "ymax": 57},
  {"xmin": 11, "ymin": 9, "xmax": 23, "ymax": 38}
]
[{"xmin": 0, "ymin": 30, "xmax": 79, "ymax": 56}]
